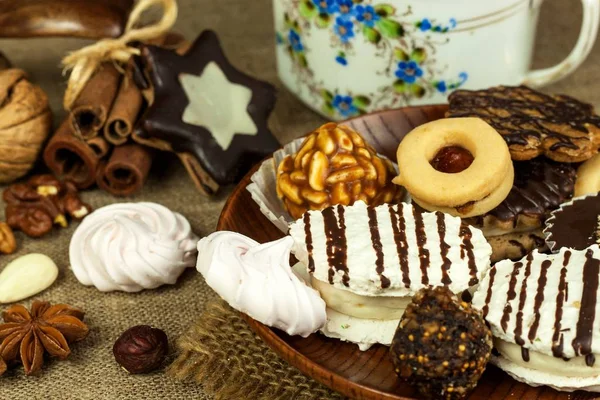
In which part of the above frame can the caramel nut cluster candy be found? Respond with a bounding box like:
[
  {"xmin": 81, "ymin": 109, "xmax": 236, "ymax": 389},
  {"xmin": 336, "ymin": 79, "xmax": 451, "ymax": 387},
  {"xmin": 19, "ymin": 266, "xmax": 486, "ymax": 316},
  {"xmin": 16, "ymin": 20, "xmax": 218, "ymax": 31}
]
[
  {"xmin": 3, "ymin": 174, "xmax": 92, "ymax": 238},
  {"xmin": 276, "ymin": 123, "xmax": 401, "ymax": 220}
]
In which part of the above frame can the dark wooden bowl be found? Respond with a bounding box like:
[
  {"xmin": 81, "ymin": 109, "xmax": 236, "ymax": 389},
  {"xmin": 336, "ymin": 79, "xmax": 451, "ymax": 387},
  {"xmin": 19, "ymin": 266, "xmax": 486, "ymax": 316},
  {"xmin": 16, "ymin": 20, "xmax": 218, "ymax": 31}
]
[{"xmin": 217, "ymin": 105, "xmax": 596, "ymax": 400}]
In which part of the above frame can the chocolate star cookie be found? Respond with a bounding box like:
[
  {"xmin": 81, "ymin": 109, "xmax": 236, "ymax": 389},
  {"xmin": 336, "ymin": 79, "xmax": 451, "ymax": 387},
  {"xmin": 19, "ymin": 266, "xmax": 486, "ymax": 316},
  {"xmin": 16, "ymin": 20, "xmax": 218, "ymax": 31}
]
[
  {"xmin": 135, "ymin": 30, "xmax": 279, "ymax": 195},
  {"xmin": 447, "ymin": 85, "xmax": 600, "ymax": 162}
]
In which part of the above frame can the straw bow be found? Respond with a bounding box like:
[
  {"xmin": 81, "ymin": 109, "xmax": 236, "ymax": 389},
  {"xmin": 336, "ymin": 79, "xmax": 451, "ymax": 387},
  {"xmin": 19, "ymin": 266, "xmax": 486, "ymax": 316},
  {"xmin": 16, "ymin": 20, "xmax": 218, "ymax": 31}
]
[{"xmin": 61, "ymin": 0, "xmax": 178, "ymax": 110}]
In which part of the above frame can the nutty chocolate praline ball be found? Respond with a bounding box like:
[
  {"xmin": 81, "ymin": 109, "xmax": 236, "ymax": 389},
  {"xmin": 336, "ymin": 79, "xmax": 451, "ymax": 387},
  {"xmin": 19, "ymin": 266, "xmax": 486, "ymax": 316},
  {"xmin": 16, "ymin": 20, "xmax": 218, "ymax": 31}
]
[{"xmin": 390, "ymin": 286, "xmax": 492, "ymax": 400}]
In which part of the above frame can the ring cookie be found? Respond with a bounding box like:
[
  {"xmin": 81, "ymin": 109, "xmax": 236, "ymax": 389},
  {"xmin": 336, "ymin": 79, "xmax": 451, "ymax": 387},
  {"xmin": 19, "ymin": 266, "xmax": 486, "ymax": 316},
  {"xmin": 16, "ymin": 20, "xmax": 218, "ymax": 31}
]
[
  {"xmin": 393, "ymin": 117, "xmax": 514, "ymax": 218},
  {"xmin": 447, "ymin": 85, "xmax": 600, "ymax": 162}
]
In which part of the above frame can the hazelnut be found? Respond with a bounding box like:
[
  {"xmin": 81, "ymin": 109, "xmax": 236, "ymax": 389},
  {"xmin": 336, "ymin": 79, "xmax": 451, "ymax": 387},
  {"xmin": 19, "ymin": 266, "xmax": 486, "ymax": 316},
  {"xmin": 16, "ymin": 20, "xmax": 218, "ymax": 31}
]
[
  {"xmin": 431, "ymin": 146, "xmax": 474, "ymax": 174},
  {"xmin": 113, "ymin": 325, "xmax": 169, "ymax": 374}
]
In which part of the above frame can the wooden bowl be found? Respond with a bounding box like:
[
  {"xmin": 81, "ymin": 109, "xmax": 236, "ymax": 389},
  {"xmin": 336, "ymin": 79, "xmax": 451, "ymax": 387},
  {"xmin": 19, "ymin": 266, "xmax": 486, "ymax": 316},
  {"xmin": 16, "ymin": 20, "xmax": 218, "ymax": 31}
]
[{"xmin": 217, "ymin": 105, "xmax": 595, "ymax": 400}]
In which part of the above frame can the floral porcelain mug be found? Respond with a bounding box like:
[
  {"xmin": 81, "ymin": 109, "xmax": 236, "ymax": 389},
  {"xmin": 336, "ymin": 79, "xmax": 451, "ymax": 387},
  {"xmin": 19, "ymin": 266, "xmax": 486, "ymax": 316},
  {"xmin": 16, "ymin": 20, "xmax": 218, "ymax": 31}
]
[{"xmin": 273, "ymin": 0, "xmax": 600, "ymax": 120}]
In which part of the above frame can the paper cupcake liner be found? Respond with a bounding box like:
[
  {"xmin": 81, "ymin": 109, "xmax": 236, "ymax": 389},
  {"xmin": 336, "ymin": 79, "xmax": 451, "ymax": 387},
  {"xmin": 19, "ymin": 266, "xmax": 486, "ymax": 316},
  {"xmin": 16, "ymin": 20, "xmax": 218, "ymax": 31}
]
[
  {"xmin": 247, "ymin": 138, "xmax": 305, "ymax": 233},
  {"xmin": 247, "ymin": 137, "xmax": 401, "ymax": 234},
  {"xmin": 543, "ymin": 194, "xmax": 597, "ymax": 252}
]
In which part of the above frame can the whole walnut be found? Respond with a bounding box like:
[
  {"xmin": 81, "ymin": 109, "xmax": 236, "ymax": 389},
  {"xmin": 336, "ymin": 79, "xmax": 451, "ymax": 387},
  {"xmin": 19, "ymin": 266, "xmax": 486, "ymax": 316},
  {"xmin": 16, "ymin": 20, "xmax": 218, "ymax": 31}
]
[
  {"xmin": 277, "ymin": 123, "xmax": 403, "ymax": 219},
  {"xmin": 113, "ymin": 325, "xmax": 169, "ymax": 374},
  {"xmin": 0, "ymin": 69, "xmax": 52, "ymax": 183}
]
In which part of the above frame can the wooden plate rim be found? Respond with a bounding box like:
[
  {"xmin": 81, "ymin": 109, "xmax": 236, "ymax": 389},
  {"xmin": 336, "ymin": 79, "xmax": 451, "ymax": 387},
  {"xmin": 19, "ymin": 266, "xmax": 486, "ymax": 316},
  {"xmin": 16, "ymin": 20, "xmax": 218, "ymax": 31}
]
[{"xmin": 215, "ymin": 107, "xmax": 445, "ymax": 400}]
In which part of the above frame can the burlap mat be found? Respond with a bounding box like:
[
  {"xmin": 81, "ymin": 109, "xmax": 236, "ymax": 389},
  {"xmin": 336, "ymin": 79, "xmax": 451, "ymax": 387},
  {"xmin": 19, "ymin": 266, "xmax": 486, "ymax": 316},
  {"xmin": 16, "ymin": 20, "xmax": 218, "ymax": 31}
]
[
  {"xmin": 0, "ymin": 0, "xmax": 598, "ymax": 399},
  {"xmin": 168, "ymin": 300, "xmax": 345, "ymax": 400}
]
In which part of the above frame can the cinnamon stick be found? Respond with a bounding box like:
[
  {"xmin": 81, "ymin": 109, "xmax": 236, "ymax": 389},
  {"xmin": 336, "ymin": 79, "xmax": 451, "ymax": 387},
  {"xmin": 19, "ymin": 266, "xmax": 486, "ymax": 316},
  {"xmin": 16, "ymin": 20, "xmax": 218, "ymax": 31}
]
[
  {"xmin": 96, "ymin": 144, "xmax": 153, "ymax": 196},
  {"xmin": 104, "ymin": 75, "xmax": 143, "ymax": 145},
  {"xmin": 43, "ymin": 119, "xmax": 100, "ymax": 189},
  {"xmin": 86, "ymin": 136, "xmax": 112, "ymax": 159},
  {"xmin": 178, "ymin": 153, "xmax": 220, "ymax": 196},
  {"xmin": 69, "ymin": 63, "xmax": 121, "ymax": 140}
]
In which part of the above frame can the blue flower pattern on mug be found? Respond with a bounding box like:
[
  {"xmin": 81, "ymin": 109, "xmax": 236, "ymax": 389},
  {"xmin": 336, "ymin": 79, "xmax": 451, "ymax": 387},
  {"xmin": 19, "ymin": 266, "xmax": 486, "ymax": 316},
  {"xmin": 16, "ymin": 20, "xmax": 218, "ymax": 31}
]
[
  {"xmin": 279, "ymin": 0, "xmax": 469, "ymax": 119},
  {"xmin": 332, "ymin": 95, "xmax": 358, "ymax": 117},
  {"xmin": 355, "ymin": 5, "xmax": 380, "ymax": 28},
  {"xmin": 417, "ymin": 17, "xmax": 457, "ymax": 33},
  {"xmin": 288, "ymin": 30, "xmax": 304, "ymax": 52},
  {"xmin": 395, "ymin": 61, "xmax": 423, "ymax": 84},
  {"xmin": 334, "ymin": 17, "xmax": 355, "ymax": 42},
  {"xmin": 434, "ymin": 72, "xmax": 469, "ymax": 93},
  {"xmin": 312, "ymin": 0, "xmax": 336, "ymax": 14},
  {"xmin": 335, "ymin": 51, "xmax": 348, "ymax": 66}
]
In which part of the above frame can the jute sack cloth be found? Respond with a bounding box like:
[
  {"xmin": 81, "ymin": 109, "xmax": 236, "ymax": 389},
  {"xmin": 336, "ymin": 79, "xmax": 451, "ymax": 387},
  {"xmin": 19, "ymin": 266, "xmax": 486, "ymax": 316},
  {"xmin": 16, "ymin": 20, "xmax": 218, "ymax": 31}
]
[{"xmin": 0, "ymin": 0, "xmax": 598, "ymax": 399}]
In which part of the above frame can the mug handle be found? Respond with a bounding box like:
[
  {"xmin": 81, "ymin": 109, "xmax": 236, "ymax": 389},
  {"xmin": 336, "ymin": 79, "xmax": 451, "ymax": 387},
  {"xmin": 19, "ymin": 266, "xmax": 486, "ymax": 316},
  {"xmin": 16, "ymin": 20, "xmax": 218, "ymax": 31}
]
[{"xmin": 524, "ymin": 0, "xmax": 600, "ymax": 87}]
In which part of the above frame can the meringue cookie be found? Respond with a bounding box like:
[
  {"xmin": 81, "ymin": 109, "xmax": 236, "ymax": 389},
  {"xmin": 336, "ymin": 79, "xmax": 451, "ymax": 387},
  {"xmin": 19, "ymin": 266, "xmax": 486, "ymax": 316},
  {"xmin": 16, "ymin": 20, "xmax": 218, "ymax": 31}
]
[
  {"xmin": 70, "ymin": 202, "xmax": 198, "ymax": 292},
  {"xmin": 290, "ymin": 201, "xmax": 492, "ymax": 297},
  {"xmin": 197, "ymin": 231, "xmax": 327, "ymax": 337}
]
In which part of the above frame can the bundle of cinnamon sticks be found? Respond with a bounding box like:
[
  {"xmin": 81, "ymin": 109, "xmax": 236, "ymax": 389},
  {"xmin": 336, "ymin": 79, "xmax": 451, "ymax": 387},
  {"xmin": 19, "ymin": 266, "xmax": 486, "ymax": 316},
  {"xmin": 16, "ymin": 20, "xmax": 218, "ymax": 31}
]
[{"xmin": 44, "ymin": 62, "xmax": 152, "ymax": 196}]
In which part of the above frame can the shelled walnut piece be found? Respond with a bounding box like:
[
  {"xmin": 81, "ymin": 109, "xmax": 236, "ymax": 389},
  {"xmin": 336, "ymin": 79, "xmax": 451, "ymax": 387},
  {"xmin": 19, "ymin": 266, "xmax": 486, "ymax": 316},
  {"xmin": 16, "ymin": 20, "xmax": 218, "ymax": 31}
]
[
  {"xmin": 0, "ymin": 68, "xmax": 52, "ymax": 183},
  {"xmin": 3, "ymin": 175, "xmax": 91, "ymax": 237},
  {"xmin": 0, "ymin": 300, "xmax": 89, "ymax": 376},
  {"xmin": 277, "ymin": 123, "xmax": 402, "ymax": 219}
]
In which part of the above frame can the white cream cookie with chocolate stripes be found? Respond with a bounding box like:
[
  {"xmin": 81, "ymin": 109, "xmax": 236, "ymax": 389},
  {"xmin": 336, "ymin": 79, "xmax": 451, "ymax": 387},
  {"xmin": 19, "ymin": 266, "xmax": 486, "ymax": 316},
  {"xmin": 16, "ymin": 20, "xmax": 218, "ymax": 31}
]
[
  {"xmin": 290, "ymin": 201, "xmax": 492, "ymax": 349},
  {"xmin": 473, "ymin": 246, "xmax": 600, "ymax": 392}
]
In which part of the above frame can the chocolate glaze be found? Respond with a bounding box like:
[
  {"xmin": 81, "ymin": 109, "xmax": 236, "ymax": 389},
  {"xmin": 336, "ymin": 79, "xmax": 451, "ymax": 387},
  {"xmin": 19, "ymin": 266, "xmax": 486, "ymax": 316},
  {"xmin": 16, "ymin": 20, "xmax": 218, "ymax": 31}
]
[
  {"xmin": 587, "ymin": 354, "xmax": 596, "ymax": 367},
  {"xmin": 367, "ymin": 206, "xmax": 390, "ymax": 289},
  {"xmin": 521, "ymin": 347, "xmax": 530, "ymax": 362},
  {"xmin": 412, "ymin": 206, "xmax": 430, "ymax": 285},
  {"xmin": 551, "ymin": 251, "xmax": 570, "ymax": 359},
  {"xmin": 322, "ymin": 206, "xmax": 350, "ymax": 286},
  {"xmin": 528, "ymin": 259, "xmax": 551, "ymax": 343},
  {"xmin": 448, "ymin": 85, "xmax": 600, "ymax": 157},
  {"xmin": 478, "ymin": 158, "xmax": 576, "ymax": 223},
  {"xmin": 482, "ymin": 267, "xmax": 497, "ymax": 319},
  {"xmin": 547, "ymin": 195, "xmax": 600, "ymax": 250},
  {"xmin": 459, "ymin": 226, "xmax": 478, "ymax": 286},
  {"xmin": 514, "ymin": 254, "xmax": 534, "ymax": 347},
  {"xmin": 500, "ymin": 261, "xmax": 523, "ymax": 332},
  {"xmin": 436, "ymin": 212, "xmax": 452, "ymax": 286},
  {"xmin": 389, "ymin": 205, "xmax": 411, "ymax": 288},
  {"xmin": 303, "ymin": 213, "xmax": 315, "ymax": 274},
  {"xmin": 572, "ymin": 249, "xmax": 600, "ymax": 358}
]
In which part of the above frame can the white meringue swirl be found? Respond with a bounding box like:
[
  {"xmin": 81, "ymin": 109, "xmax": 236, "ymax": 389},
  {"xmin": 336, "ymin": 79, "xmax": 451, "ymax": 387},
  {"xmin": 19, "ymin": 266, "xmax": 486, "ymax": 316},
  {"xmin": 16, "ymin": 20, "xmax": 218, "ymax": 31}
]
[
  {"xmin": 70, "ymin": 202, "xmax": 199, "ymax": 292},
  {"xmin": 197, "ymin": 231, "xmax": 326, "ymax": 337}
]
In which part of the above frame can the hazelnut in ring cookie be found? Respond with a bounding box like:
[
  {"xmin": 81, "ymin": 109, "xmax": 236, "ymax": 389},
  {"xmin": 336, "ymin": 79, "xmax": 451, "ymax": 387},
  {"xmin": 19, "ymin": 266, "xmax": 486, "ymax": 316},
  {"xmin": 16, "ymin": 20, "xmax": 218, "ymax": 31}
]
[
  {"xmin": 393, "ymin": 117, "xmax": 514, "ymax": 218},
  {"xmin": 574, "ymin": 153, "xmax": 600, "ymax": 197},
  {"xmin": 276, "ymin": 123, "xmax": 402, "ymax": 220}
]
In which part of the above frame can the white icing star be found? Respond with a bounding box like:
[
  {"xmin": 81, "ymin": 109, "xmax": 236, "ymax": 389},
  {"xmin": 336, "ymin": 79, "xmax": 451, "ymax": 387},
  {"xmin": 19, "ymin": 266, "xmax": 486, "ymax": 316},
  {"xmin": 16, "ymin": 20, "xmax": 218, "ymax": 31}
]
[{"xmin": 179, "ymin": 62, "xmax": 258, "ymax": 150}]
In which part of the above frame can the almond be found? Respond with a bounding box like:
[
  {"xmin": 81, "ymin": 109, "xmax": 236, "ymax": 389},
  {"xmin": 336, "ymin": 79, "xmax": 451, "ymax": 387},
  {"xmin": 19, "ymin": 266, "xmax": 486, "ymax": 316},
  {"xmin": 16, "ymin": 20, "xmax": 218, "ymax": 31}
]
[{"xmin": 0, "ymin": 253, "xmax": 58, "ymax": 303}]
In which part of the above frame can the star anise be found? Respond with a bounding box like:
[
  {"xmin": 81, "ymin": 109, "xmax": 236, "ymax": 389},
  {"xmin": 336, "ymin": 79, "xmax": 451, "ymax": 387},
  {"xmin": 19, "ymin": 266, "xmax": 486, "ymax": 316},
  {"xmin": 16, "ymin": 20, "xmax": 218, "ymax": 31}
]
[{"xmin": 0, "ymin": 301, "xmax": 89, "ymax": 375}]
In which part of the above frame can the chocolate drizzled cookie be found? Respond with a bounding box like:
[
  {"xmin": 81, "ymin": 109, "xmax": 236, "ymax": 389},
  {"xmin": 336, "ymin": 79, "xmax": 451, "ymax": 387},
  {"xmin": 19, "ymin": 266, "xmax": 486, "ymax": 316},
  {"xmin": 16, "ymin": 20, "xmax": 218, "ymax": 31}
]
[
  {"xmin": 465, "ymin": 158, "xmax": 576, "ymax": 236},
  {"xmin": 447, "ymin": 86, "xmax": 600, "ymax": 162}
]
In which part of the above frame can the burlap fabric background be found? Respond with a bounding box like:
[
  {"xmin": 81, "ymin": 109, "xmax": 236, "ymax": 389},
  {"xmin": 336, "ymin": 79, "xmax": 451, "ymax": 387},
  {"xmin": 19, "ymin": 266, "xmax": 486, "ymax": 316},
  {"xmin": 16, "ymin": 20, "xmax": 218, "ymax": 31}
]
[{"xmin": 0, "ymin": 0, "xmax": 598, "ymax": 399}]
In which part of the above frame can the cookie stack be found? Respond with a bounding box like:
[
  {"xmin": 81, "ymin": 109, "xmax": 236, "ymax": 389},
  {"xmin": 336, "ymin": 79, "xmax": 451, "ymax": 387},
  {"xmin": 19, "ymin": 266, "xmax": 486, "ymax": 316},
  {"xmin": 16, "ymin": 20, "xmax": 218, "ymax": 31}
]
[{"xmin": 395, "ymin": 85, "xmax": 599, "ymax": 262}]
